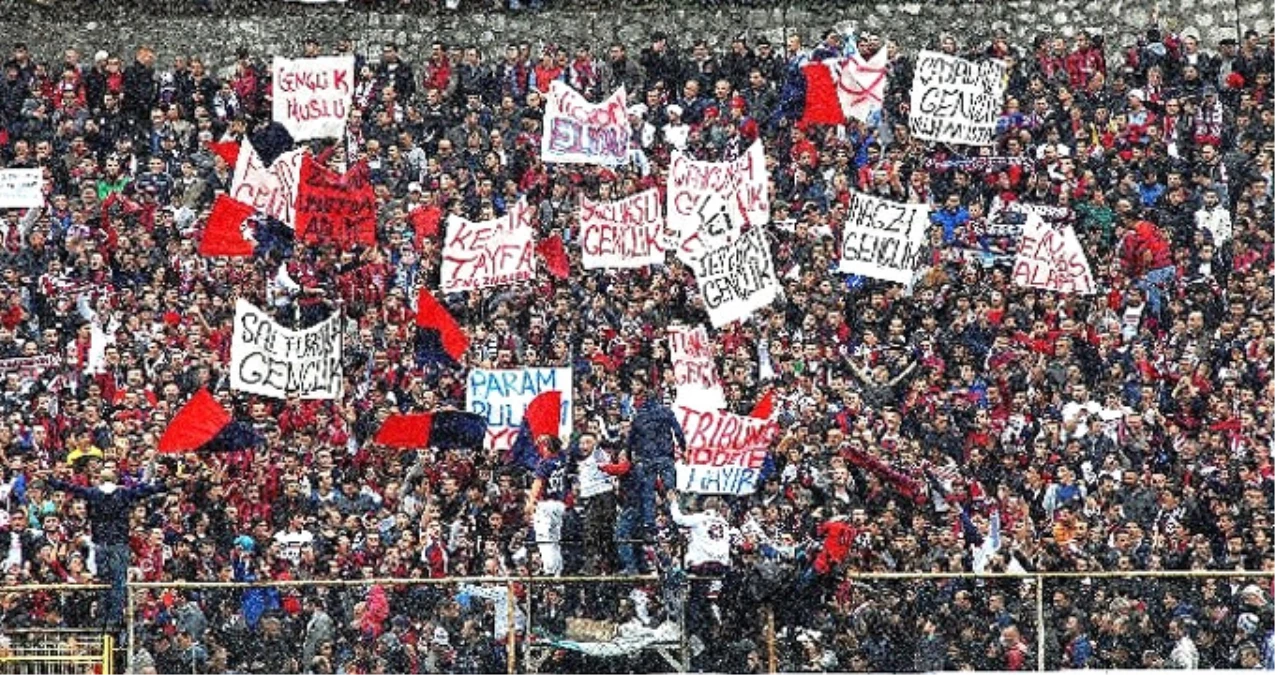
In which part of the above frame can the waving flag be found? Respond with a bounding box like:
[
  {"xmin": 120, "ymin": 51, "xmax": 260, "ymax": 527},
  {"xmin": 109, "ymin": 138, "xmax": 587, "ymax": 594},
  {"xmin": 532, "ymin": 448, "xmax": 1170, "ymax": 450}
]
[
  {"xmin": 414, "ymin": 287, "xmax": 469, "ymax": 365},
  {"xmin": 374, "ymin": 411, "xmax": 488, "ymax": 449},
  {"xmin": 509, "ymin": 390, "xmax": 563, "ymax": 470},
  {"xmin": 200, "ymin": 194, "xmax": 257, "ymax": 257},
  {"xmin": 800, "ymin": 48, "xmax": 889, "ymax": 126},
  {"xmin": 158, "ymin": 388, "xmax": 261, "ymax": 454}
]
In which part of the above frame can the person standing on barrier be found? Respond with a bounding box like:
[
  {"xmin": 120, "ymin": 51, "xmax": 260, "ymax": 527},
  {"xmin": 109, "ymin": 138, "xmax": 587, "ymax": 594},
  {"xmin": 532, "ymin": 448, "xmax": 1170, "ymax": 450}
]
[
  {"xmin": 526, "ymin": 435, "xmax": 569, "ymax": 576},
  {"xmin": 628, "ymin": 381, "xmax": 686, "ymax": 541},
  {"xmin": 46, "ymin": 466, "xmax": 168, "ymax": 628},
  {"xmin": 667, "ymin": 489, "xmax": 732, "ymax": 638},
  {"xmin": 599, "ymin": 447, "xmax": 644, "ymax": 575}
]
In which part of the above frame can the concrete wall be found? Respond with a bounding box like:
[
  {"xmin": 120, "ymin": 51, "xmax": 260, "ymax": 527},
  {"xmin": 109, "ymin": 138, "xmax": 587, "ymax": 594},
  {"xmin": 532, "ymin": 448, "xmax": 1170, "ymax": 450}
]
[{"xmin": 4, "ymin": 0, "xmax": 1270, "ymax": 71}]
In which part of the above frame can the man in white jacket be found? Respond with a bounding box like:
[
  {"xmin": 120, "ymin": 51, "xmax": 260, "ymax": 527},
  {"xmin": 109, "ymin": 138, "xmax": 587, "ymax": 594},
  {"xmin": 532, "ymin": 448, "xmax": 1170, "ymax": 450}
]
[
  {"xmin": 1194, "ymin": 188, "xmax": 1232, "ymax": 245},
  {"xmin": 668, "ymin": 489, "xmax": 732, "ymax": 639}
]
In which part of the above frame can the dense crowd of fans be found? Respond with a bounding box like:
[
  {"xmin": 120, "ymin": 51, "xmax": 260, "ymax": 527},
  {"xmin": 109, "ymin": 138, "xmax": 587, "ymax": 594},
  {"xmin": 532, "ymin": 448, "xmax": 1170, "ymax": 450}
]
[{"xmin": 0, "ymin": 16, "xmax": 1272, "ymax": 674}]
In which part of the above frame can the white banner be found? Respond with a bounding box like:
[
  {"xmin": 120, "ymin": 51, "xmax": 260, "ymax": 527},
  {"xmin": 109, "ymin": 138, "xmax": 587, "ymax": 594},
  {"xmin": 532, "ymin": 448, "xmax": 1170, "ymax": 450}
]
[
  {"xmin": 440, "ymin": 200, "xmax": 535, "ymax": 293},
  {"xmin": 576, "ymin": 446, "xmax": 615, "ymax": 498},
  {"xmin": 690, "ymin": 226, "xmax": 779, "ymax": 327},
  {"xmin": 1013, "ymin": 213, "xmax": 1096, "ymax": 294},
  {"xmin": 465, "ymin": 367, "xmax": 573, "ymax": 453},
  {"xmin": 230, "ymin": 140, "xmax": 305, "ymax": 229},
  {"xmin": 579, "ymin": 189, "xmax": 664, "ymax": 269},
  {"xmin": 272, "ymin": 56, "xmax": 355, "ymax": 141},
  {"xmin": 230, "ymin": 299, "xmax": 343, "ymax": 399},
  {"xmin": 674, "ymin": 406, "xmax": 778, "ymax": 495},
  {"xmin": 909, "ymin": 50, "xmax": 1006, "ymax": 146},
  {"xmin": 665, "ymin": 140, "xmax": 768, "ymax": 255},
  {"xmin": 668, "ymin": 325, "xmax": 726, "ymax": 411},
  {"xmin": 0, "ymin": 169, "xmax": 43, "ymax": 209},
  {"xmin": 839, "ymin": 192, "xmax": 928, "ymax": 284},
  {"xmin": 541, "ymin": 82, "xmax": 630, "ymax": 165},
  {"xmin": 832, "ymin": 48, "xmax": 889, "ymax": 123}
]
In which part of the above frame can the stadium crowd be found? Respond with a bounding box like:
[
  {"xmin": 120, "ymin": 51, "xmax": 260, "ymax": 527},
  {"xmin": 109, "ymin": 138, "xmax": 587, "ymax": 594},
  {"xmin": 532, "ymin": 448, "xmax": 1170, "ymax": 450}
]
[{"xmin": 0, "ymin": 15, "xmax": 1273, "ymax": 674}]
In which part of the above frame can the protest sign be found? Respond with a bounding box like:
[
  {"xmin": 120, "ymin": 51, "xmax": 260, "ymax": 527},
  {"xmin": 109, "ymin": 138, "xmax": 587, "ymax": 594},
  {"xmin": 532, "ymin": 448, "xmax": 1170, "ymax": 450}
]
[
  {"xmin": 230, "ymin": 300, "xmax": 343, "ymax": 399},
  {"xmin": 272, "ymin": 56, "xmax": 354, "ymax": 141},
  {"xmin": 839, "ymin": 191, "xmax": 928, "ymax": 284},
  {"xmin": 0, "ymin": 169, "xmax": 43, "ymax": 209},
  {"xmin": 440, "ymin": 200, "xmax": 536, "ymax": 293},
  {"xmin": 576, "ymin": 446, "xmax": 615, "ymax": 498},
  {"xmin": 1013, "ymin": 213, "xmax": 1096, "ymax": 294},
  {"xmin": 466, "ymin": 367, "xmax": 573, "ymax": 453},
  {"xmin": 578, "ymin": 189, "xmax": 664, "ymax": 269},
  {"xmin": 541, "ymin": 82, "xmax": 630, "ymax": 165},
  {"xmin": 0, "ymin": 355, "xmax": 58, "ymax": 372},
  {"xmin": 668, "ymin": 325, "xmax": 727, "ymax": 411},
  {"xmin": 909, "ymin": 50, "xmax": 1006, "ymax": 146},
  {"xmin": 690, "ymin": 226, "xmax": 780, "ymax": 327},
  {"xmin": 665, "ymin": 140, "xmax": 768, "ymax": 253},
  {"xmin": 230, "ymin": 140, "xmax": 305, "ymax": 229},
  {"xmin": 295, "ymin": 156, "xmax": 376, "ymax": 248},
  {"xmin": 674, "ymin": 406, "xmax": 778, "ymax": 495}
]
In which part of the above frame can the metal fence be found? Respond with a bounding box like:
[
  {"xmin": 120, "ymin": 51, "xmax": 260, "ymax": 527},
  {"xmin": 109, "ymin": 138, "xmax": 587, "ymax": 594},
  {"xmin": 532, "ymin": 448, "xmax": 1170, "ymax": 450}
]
[{"xmin": 1, "ymin": 570, "xmax": 1272, "ymax": 673}]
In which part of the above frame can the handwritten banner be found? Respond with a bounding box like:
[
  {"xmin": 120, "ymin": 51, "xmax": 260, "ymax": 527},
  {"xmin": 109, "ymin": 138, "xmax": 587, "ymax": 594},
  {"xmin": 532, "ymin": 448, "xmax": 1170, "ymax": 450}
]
[
  {"xmin": 576, "ymin": 446, "xmax": 615, "ymax": 498},
  {"xmin": 541, "ymin": 82, "xmax": 630, "ymax": 165},
  {"xmin": 690, "ymin": 226, "xmax": 779, "ymax": 327},
  {"xmin": 231, "ymin": 140, "xmax": 305, "ymax": 229},
  {"xmin": 839, "ymin": 192, "xmax": 928, "ymax": 284},
  {"xmin": 675, "ymin": 406, "xmax": 777, "ymax": 495},
  {"xmin": 440, "ymin": 201, "xmax": 535, "ymax": 293},
  {"xmin": 666, "ymin": 140, "xmax": 768, "ymax": 254},
  {"xmin": 0, "ymin": 355, "xmax": 58, "ymax": 372},
  {"xmin": 466, "ymin": 367, "xmax": 573, "ymax": 453},
  {"xmin": 1013, "ymin": 213, "xmax": 1096, "ymax": 295},
  {"xmin": 295, "ymin": 156, "xmax": 376, "ymax": 248},
  {"xmin": 0, "ymin": 169, "xmax": 43, "ymax": 209},
  {"xmin": 272, "ymin": 55, "xmax": 354, "ymax": 141},
  {"xmin": 909, "ymin": 51, "xmax": 1006, "ymax": 146},
  {"xmin": 668, "ymin": 325, "xmax": 727, "ymax": 411},
  {"xmin": 578, "ymin": 189, "xmax": 664, "ymax": 269},
  {"xmin": 230, "ymin": 300, "xmax": 343, "ymax": 399}
]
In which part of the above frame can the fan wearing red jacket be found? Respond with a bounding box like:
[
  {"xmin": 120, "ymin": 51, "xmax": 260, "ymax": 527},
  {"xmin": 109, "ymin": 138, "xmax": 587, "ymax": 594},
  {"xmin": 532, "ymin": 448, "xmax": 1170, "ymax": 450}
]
[{"xmin": 1118, "ymin": 220, "xmax": 1176, "ymax": 318}]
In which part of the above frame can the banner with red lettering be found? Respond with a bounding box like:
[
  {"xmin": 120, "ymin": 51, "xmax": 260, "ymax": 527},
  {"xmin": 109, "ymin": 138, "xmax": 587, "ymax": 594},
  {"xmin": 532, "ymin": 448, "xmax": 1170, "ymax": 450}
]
[
  {"xmin": 440, "ymin": 200, "xmax": 535, "ymax": 293},
  {"xmin": 230, "ymin": 139, "xmax": 305, "ymax": 229},
  {"xmin": 675, "ymin": 406, "xmax": 778, "ymax": 495},
  {"xmin": 541, "ymin": 82, "xmax": 629, "ymax": 166},
  {"xmin": 1013, "ymin": 213, "xmax": 1096, "ymax": 294},
  {"xmin": 272, "ymin": 55, "xmax": 354, "ymax": 141},
  {"xmin": 578, "ymin": 189, "xmax": 664, "ymax": 269},
  {"xmin": 295, "ymin": 156, "xmax": 376, "ymax": 248},
  {"xmin": 668, "ymin": 325, "xmax": 727, "ymax": 411},
  {"xmin": 665, "ymin": 139, "xmax": 768, "ymax": 256}
]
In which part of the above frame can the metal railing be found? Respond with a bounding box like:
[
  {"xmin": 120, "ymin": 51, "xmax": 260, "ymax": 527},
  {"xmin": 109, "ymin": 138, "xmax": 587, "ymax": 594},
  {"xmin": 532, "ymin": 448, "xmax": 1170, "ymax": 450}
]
[
  {"xmin": 0, "ymin": 630, "xmax": 113, "ymax": 675},
  {"xmin": 1, "ymin": 569, "xmax": 1272, "ymax": 673}
]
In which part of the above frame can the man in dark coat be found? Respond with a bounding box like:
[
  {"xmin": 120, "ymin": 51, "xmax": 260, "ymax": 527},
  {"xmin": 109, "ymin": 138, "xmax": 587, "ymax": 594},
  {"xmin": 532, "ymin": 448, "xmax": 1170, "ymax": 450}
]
[{"xmin": 626, "ymin": 379, "xmax": 686, "ymax": 539}]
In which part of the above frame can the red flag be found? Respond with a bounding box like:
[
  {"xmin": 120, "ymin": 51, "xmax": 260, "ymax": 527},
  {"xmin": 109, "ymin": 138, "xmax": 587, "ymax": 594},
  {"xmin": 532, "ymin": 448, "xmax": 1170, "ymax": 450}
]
[
  {"xmin": 415, "ymin": 287, "xmax": 469, "ymax": 361},
  {"xmin": 158, "ymin": 388, "xmax": 231, "ymax": 454},
  {"xmin": 409, "ymin": 205, "xmax": 442, "ymax": 248},
  {"xmin": 801, "ymin": 62, "xmax": 845, "ymax": 126},
  {"xmin": 524, "ymin": 390, "xmax": 562, "ymax": 439},
  {"xmin": 374, "ymin": 413, "xmax": 433, "ymax": 448},
  {"xmin": 207, "ymin": 141, "xmax": 240, "ymax": 167},
  {"xmin": 536, "ymin": 234, "xmax": 570, "ymax": 279},
  {"xmin": 750, "ymin": 389, "xmax": 775, "ymax": 419},
  {"xmin": 199, "ymin": 195, "xmax": 256, "ymax": 257}
]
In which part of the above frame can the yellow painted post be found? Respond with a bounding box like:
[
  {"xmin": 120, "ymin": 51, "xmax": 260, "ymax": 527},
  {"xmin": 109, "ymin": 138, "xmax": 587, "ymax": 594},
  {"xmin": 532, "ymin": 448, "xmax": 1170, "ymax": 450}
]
[{"xmin": 506, "ymin": 579, "xmax": 517, "ymax": 675}]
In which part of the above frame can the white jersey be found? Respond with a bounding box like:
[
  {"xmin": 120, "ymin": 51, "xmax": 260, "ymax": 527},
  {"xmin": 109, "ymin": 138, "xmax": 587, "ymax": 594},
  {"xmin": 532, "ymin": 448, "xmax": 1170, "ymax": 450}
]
[
  {"xmin": 273, "ymin": 528, "xmax": 314, "ymax": 565},
  {"xmin": 670, "ymin": 503, "xmax": 731, "ymax": 569}
]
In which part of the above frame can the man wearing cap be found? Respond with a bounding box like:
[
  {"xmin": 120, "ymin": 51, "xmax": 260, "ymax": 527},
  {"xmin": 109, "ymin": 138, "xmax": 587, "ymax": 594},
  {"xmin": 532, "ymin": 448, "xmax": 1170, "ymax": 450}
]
[{"xmin": 47, "ymin": 466, "xmax": 168, "ymax": 627}]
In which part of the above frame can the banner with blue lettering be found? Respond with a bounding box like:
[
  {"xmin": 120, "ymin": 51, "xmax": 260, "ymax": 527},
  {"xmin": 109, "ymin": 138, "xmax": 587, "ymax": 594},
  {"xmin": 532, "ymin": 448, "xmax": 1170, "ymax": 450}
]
[
  {"xmin": 466, "ymin": 367, "xmax": 574, "ymax": 453},
  {"xmin": 541, "ymin": 82, "xmax": 630, "ymax": 166},
  {"xmin": 674, "ymin": 405, "xmax": 778, "ymax": 495}
]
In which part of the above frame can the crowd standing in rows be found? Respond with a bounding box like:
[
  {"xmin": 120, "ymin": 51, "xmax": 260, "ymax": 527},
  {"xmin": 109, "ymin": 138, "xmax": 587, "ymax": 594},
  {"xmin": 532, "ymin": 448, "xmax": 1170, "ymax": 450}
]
[{"xmin": 0, "ymin": 17, "xmax": 1273, "ymax": 674}]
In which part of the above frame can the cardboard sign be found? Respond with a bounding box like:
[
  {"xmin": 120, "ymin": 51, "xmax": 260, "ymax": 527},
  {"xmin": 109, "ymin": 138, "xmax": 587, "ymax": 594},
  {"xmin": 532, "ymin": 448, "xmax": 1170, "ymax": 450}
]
[
  {"xmin": 668, "ymin": 325, "xmax": 727, "ymax": 411},
  {"xmin": 295, "ymin": 156, "xmax": 376, "ymax": 248},
  {"xmin": 230, "ymin": 300, "xmax": 343, "ymax": 399},
  {"xmin": 674, "ymin": 406, "xmax": 778, "ymax": 495},
  {"xmin": 466, "ymin": 367, "xmax": 573, "ymax": 453},
  {"xmin": 272, "ymin": 55, "xmax": 355, "ymax": 141},
  {"xmin": 690, "ymin": 226, "xmax": 779, "ymax": 327},
  {"xmin": 665, "ymin": 140, "xmax": 768, "ymax": 254},
  {"xmin": 440, "ymin": 201, "xmax": 536, "ymax": 293},
  {"xmin": 0, "ymin": 169, "xmax": 43, "ymax": 209},
  {"xmin": 542, "ymin": 82, "xmax": 630, "ymax": 165},
  {"xmin": 1013, "ymin": 213, "xmax": 1096, "ymax": 294},
  {"xmin": 839, "ymin": 192, "xmax": 928, "ymax": 284},
  {"xmin": 230, "ymin": 140, "xmax": 305, "ymax": 229},
  {"xmin": 909, "ymin": 51, "xmax": 1006, "ymax": 146},
  {"xmin": 578, "ymin": 189, "xmax": 664, "ymax": 269},
  {"xmin": 576, "ymin": 446, "xmax": 615, "ymax": 498}
]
